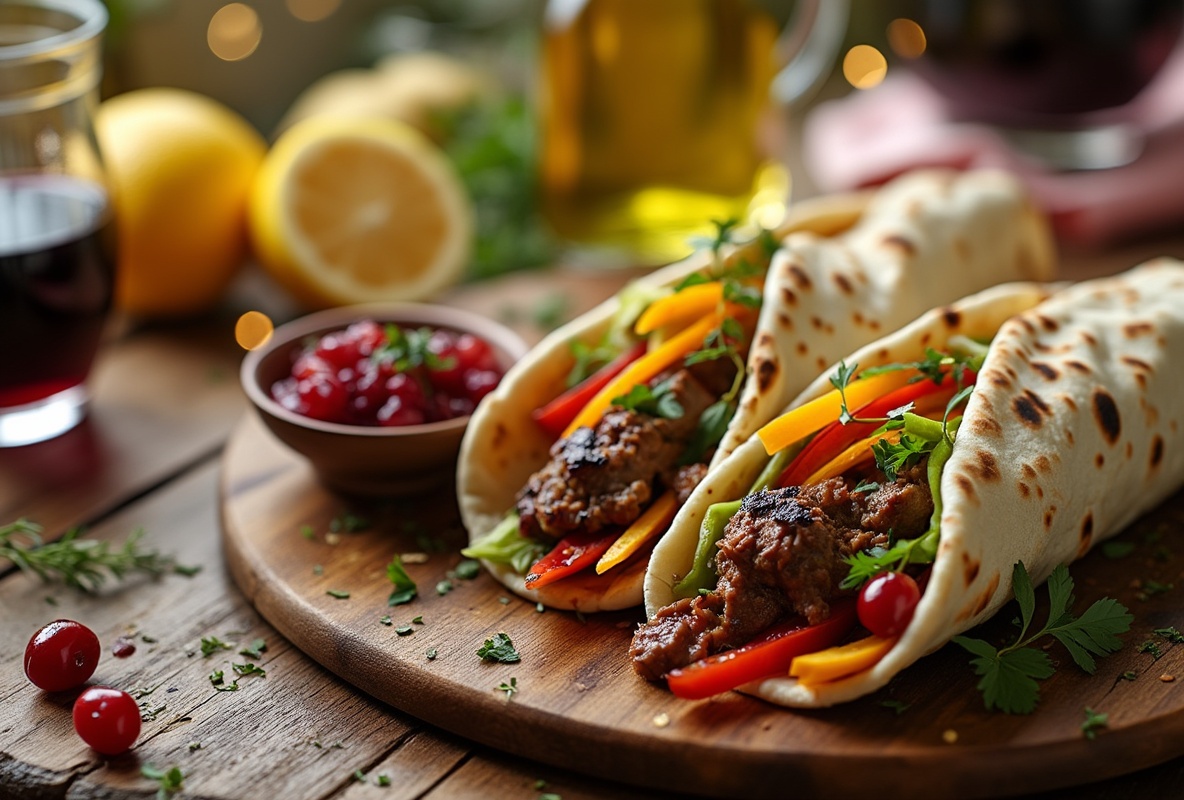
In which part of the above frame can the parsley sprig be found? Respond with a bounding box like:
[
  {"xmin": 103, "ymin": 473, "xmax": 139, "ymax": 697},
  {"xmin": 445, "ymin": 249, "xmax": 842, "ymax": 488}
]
[
  {"xmin": 372, "ymin": 325, "xmax": 453, "ymax": 373},
  {"xmin": 477, "ymin": 632, "xmax": 521, "ymax": 663},
  {"xmin": 953, "ymin": 562, "xmax": 1132, "ymax": 714},
  {"xmin": 387, "ymin": 555, "xmax": 418, "ymax": 606},
  {"xmin": 1, "ymin": 519, "xmax": 192, "ymax": 592},
  {"xmin": 141, "ymin": 765, "xmax": 184, "ymax": 800}
]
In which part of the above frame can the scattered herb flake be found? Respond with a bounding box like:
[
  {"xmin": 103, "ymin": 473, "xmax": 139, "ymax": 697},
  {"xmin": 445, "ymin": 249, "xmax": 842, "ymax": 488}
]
[
  {"xmin": 879, "ymin": 699, "xmax": 911, "ymax": 715},
  {"xmin": 477, "ymin": 632, "xmax": 521, "ymax": 663},
  {"xmin": 239, "ymin": 638, "xmax": 267, "ymax": 660},
  {"xmin": 1081, "ymin": 707, "xmax": 1109, "ymax": 740},
  {"xmin": 1144, "ymin": 580, "xmax": 1173, "ymax": 596},
  {"xmin": 375, "ymin": 774, "xmax": 392, "ymax": 787},
  {"xmin": 232, "ymin": 662, "xmax": 266, "ymax": 678},
  {"xmin": 141, "ymin": 764, "xmax": 184, "ymax": 800},
  {"xmin": 426, "ymin": 647, "xmax": 438, "ymax": 660},
  {"xmin": 387, "ymin": 555, "xmax": 418, "ymax": 606},
  {"xmin": 312, "ymin": 564, "xmax": 323, "ymax": 576},
  {"xmin": 454, "ymin": 558, "xmax": 481, "ymax": 580},
  {"xmin": 330, "ymin": 512, "xmax": 369, "ymax": 534},
  {"xmin": 1140, "ymin": 640, "xmax": 1164, "ymax": 660},
  {"xmin": 380, "ymin": 615, "xmax": 393, "ymax": 626},
  {"xmin": 395, "ymin": 625, "xmax": 414, "ymax": 636},
  {"xmin": 200, "ymin": 636, "xmax": 233, "ymax": 658},
  {"xmin": 1155, "ymin": 627, "xmax": 1184, "ymax": 644},
  {"xmin": 498, "ymin": 677, "xmax": 519, "ymax": 698},
  {"xmin": 1120, "ymin": 671, "xmax": 1138, "ymax": 681},
  {"xmin": 172, "ymin": 563, "xmax": 202, "ymax": 577},
  {"xmin": 187, "ymin": 742, "xmax": 201, "ymax": 752},
  {"xmin": 300, "ymin": 524, "xmax": 315, "ymax": 540},
  {"xmin": 1101, "ymin": 541, "xmax": 1136, "ymax": 559},
  {"xmin": 412, "ymin": 616, "xmax": 424, "ymax": 625},
  {"xmin": 436, "ymin": 580, "xmax": 453, "ymax": 595},
  {"xmin": 353, "ymin": 769, "xmax": 366, "ymax": 783},
  {"xmin": 326, "ymin": 589, "xmax": 350, "ymax": 600}
]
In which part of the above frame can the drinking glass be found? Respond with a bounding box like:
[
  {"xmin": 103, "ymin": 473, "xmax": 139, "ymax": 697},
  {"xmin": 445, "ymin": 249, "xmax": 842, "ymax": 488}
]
[{"xmin": 0, "ymin": 0, "xmax": 116, "ymax": 447}]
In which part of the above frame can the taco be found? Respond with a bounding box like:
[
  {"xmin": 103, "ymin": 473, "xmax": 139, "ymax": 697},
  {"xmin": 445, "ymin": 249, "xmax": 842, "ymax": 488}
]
[
  {"xmin": 458, "ymin": 169, "xmax": 1053, "ymax": 611},
  {"xmin": 632, "ymin": 260, "xmax": 1184, "ymax": 707}
]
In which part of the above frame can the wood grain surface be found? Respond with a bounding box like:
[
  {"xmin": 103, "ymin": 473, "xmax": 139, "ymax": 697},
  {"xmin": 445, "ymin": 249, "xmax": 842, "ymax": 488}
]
[{"xmin": 221, "ymin": 407, "xmax": 1184, "ymax": 800}]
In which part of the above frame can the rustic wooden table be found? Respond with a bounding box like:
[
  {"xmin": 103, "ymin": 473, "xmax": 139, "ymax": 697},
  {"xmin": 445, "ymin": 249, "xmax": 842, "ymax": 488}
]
[{"xmin": 2, "ymin": 228, "xmax": 1183, "ymax": 800}]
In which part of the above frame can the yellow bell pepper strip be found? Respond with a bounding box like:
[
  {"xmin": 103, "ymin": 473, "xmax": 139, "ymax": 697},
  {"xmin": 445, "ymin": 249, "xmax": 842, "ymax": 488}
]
[
  {"xmin": 756, "ymin": 369, "xmax": 914, "ymax": 456},
  {"xmin": 634, "ymin": 281, "xmax": 724, "ymax": 336},
  {"xmin": 805, "ymin": 429, "xmax": 905, "ymax": 485},
  {"xmin": 665, "ymin": 599, "xmax": 858, "ymax": 700},
  {"xmin": 595, "ymin": 491, "xmax": 677, "ymax": 574},
  {"xmin": 563, "ymin": 312, "xmax": 722, "ymax": 438},
  {"xmin": 788, "ymin": 633, "xmax": 898, "ymax": 686}
]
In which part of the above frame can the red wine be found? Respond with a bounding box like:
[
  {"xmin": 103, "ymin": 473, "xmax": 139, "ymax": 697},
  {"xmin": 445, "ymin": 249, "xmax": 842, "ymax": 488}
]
[{"xmin": 0, "ymin": 175, "xmax": 116, "ymax": 408}]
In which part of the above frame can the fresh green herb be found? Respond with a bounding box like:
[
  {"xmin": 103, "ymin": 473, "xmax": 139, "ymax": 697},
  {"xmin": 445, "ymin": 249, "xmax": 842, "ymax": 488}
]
[
  {"xmin": 454, "ymin": 559, "xmax": 481, "ymax": 580},
  {"xmin": 1139, "ymin": 640, "xmax": 1164, "ymax": 660},
  {"xmin": 477, "ymin": 632, "xmax": 521, "ymax": 663},
  {"xmin": 1120, "ymin": 671, "xmax": 1138, "ymax": 681},
  {"xmin": 386, "ymin": 555, "xmax": 418, "ymax": 606},
  {"xmin": 461, "ymin": 513, "xmax": 547, "ymax": 576},
  {"xmin": 372, "ymin": 324, "xmax": 451, "ymax": 373},
  {"xmin": 1143, "ymin": 580, "xmax": 1173, "ymax": 596},
  {"xmin": 534, "ymin": 780, "xmax": 549, "ymax": 791},
  {"xmin": 141, "ymin": 764, "xmax": 184, "ymax": 800},
  {"xmin": 300, "ymin": 524, "xmax": 315, "ymax": 540},
  {"xmin": 871, "ymin": 433, "xmax": 932, "ymax": 482},
  {"xmin": 673, "ymin": 271, "xmax": 714, "ymax": 291},
  {"xmin": 879, "ymin": 699, "xmax": 911, "ymax": 715},
  {"xmin": 564, "ymin": 340, "xmax": 617, "ymax": 388},
  {"xmin": 953, "ymin": 562, "xmax": 1133, "ymax": 714},
  {"xmin": 201, "ymin": 636, "xmax": 233, "ymax": 658},
  {"xmin": 209, "ymin": 670, "xmax": 237, "ymax": 692},
  {"xmin": 329, "ymin": 512, "xmax": 369, "ymax": 534},
  {"xmin": 829, "ymin": 361, "xmax": 862, "ymax": 425},
  {"xmin": 172, "ymin": 564, "xmax": 202, "ymax": 577},
  {"xmin": 379, "ymin": 615, "xmax": 393, "ymax": 626},
  {"xmin": 239, "ymin": 638, "xmax": 267, "ymax": 660},
  {"xmin": 141, "ymin": 635, "xmax": 157, "ymax": 643},
  {"xmin": 312, "ymin": 564, "xmax": 323, "ymax": 576},
  {"xmin": 326, "ymin": 589, "xmax": 350, "ymax": 600},
  {"xmin": 395, "ymin": 625, "xmax": 414, "ymax": 637},
  {"xmin": 853, "ymin": 480, "xmax": 881, "ymax": 494},
  {"xmin": 1101, "ymin": 541, "xmax": 1135, "ymax": 560},
  {"xmin": 687, "ymin": 217, "xmax": 741, "ymax": 256},
  {"xmin": 498, "ymin": 677, "xmax": 519, "ymax": 698},
  {"xmin": 612, "ymin": 378, "xmax": 684, "ymax": 420},
  {"xmin": 1081, "ymin": 707, "xmax": 1109, "ymax": 740},
  {"xmin": 375, "ymin": 774, "xmax": 392, "ymax": 787},
  {"xmin": 722, "ymin": 277, "xmax": 762, "ymax": 308},
  {"xmin": 232, "ymin": 662, "xmax": 266, "ymax": 679},
  {"xmin": 540, "ymin": 793, "xmax": 563, "ymax": 800},
  {"xmin": 353, "ymin": 770, "xmax": 366, "ymax": 783},
  {"xmin": 187, "ymin": 742, "xmax": 202, "ymax": 752},
  {"xmin": 0, "ymin": 519, "xmax": 189, "ymax": 592},
  {"xmin": 436, "ymin": 580, "xmax": 453, "ymax": 595},
  {"xmin": 861, "ymin": 345, "xmax": 985, "ymax": 388},
  {"xmin": 679, "ymin": 318, "xmax": 749, "ymax": 465},
  {"xmin": 426, "ymin": 648, "xmax": 438, "ymax": 660},
  {"xmin": 1155, "ymin": 627, "xmax": 1184, "ymax": 644}
]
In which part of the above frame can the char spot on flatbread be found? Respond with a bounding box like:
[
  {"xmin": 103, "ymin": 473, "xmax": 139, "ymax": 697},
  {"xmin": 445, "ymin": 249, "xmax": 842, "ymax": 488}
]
[
  {"xmin": 868, "ymin": 320, "xmax": 882, "ymax": 331},
  {"xmin": 877, "ymin": 347, "xmax": 891, "ymax": 359},
  {"xmin": 1079, "ymin": 512, "xmax": 1094, "ymax": 555},
  {"xmin": 1095, "ymin": 453, "xmax": 1105, "ymax": 469},
  {"xmin": 1065, "ymin": 360, "xmax": 1091, "ymax": 374},
  {"xmin": 1005, "ymin": 366, "xmax": 1019, "ymax": 380},
  {"xmin": 962, "ymin": 552, "xmax": 980, "ymax": 587},
  {"xmin": 1126, "ymin": 441, "xmax": 1135, "ymax": 459},
  {"xmin": 954, "ymin": 237, "xmax": 970, "ymax": 262},
  {"xmin": 953, "ymin": 473, "xmax": 980, "ymax": 506},
  {"xmin": 1134, "ymin": 372, "xmax": 1148, "ymax": 390},
  {"xmin": 1060, "ymin": 394, "xmax": 1078, "ymax": 413},
  {"xmin": 796, "ymin": 341, "xmax": 808, "ymax": 356},
  {"xmin": 970, "ymin": 450, "xmax": 1001, "ymax": 482},
  {"xmin": 1092, "ymin": 388, "xmax": 1122, "ymax": 445},
  {"xmin": 493, "ymin": 423, "xmax": 509, "ymax": 449},
  {"xmin": 757, "ymin": 358, "xmax": 778, "ymax": 392},
  {"xmin": 852, "ymin": 311, "xmax": 864, "ymax": 326},
  {"xmin": 1030, "ymin": 362, "xmax": 1058, "ymax": 380},
  {"xmin": 1035, "ymin": 455, "xmax": 1052, "ymax": 474},
  {"xmin": 788, "ymin": 264, "xmax": 813, "ymax": 290},
  {"xmin": 1081, "ymin": 331, "xmax": 1099, "ymax": 347},
  {"xmin": 1121, "ymin": 355, "xmax": 1153, "ymax": 373},
  {"xmin": 816, "ymin": 356, "xmax": 829, "ymax": 371},
  {"xmin": 1173, "ymin": 420, "xmax": 1179, "ymax": 434},
  {"xmin": 1021, "ymin": 463, "xmax": 1037, "ymax": 480},
  {"xmin": 973, "ymin": 573, "xmax": 1000, "ymax": 618},
  {"xmin": 757, "ymin": 332, "xmax": 775, "ymax": 349},
  {"xmin": 1044, "ymin": 505, "xmax": 1057, "ymax": 530},
  {"xmin": 970, "ymin": 416, "xmax": 1002, "ymax": 438},
  {"xmin": 989, "ymin": 371, "xmax": 1012, "ymax": 389},
  {"xmin": 882, "ymin": 234, "xmax": 917, "ymax": 257},
  {"xmin": 941, "ymin": 308, "xmax": 961, "ymax": 328},
  {"xmin": 1018, "ymin": 481, "xmax": 1031, "ymax": 499},
  {"xmin": 1018, "ymin": 317, "xmax": 1037, "ymax": 336},
  {"xmin": 1012, "ymin": 389, "xmax": 1051, "ymax": 428},
  {"xmin": 1152, "ymin": 436, "xmax": 1165, "ymax": 468},
  {"xmin": 1038, "ymin": 315, "xmax": 1060, "ymax": 332},
  {"xmin": 778, "ymin": 312, "xmax": 793, "ymax": 330},
  {"xmin": 833, "ymin": 272, "xmax": 854, "ymax": 295},
  {"xmin": 782, "ymin": 287, "xmax": 798, "ymax": 307},
  {"xmin": 920, "ymin": 332, "xmax": 932, "ymax": 346}
]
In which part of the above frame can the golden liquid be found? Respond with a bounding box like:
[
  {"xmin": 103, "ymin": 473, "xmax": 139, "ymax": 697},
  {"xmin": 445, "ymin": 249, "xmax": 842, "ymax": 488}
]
[{"xmin": 540, "ymin": 0, "xmax": 787, "ymax": 265}]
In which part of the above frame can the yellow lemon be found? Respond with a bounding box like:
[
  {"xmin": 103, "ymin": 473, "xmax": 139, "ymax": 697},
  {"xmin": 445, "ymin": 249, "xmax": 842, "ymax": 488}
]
[
  {"xmin": 96, "ymin": 88, "xmax": 266, "ymax": 317},
  {"xmin": 249, "ymin": 116, "xmax": 472, "ymax": 309}
]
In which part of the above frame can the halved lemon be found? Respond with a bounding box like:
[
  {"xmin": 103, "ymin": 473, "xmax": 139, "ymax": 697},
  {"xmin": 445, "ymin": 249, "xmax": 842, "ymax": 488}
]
[{"xmin": 249, "ymin": 117, "xmax": 472, "ymax": 308}]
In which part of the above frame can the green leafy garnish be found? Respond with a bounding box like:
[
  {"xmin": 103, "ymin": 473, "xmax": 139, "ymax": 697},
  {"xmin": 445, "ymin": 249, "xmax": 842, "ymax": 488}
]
[
  {"xmin": 239, "ymin": 638, "xmax": 267, "ymax": 660},
  {"xmin": 454, "ymin": 559, "xmax": 481, "ymax": 580},
  {"xmin": 329, "ymin": 512, "xmax": 369, "ymax": 534},
  {"xmin": 477, "ymin": 632, "xmax": 521, "ymax": 663},
  {"xmin": 498, "ymin": 677, "xmax": 519, "ymax": 698},
  {"xmin": 1139, "ymin": 640, "xmax": 1164, "ymax": 660},
  {"xmin": 612, "ymin": 378, "xmax": 684, "ymax": 420},
  {"xmin": 326, "ymin": 589, "xmax": 350, "ymax": 600},
  {"xmin": 1155, "ymin": 626, "xmax": 1184, "ymax": 644},
  {"xmin": 200, "ymin": 636, "xmax": 233, "ymax": 658},
  {"xmin": 209, "ymin": 670, "xmax": 237, "ymax": 692},
  {"xmin": 141, "ymin": 765, "xmax": 184, "ymax": 800},
  {"xmin": 0, "ymin": 519, "xmax": 190, "ymax": 592},
  {"xmin": 853, "ymin": 480, "xmax": 880, "ymax": 494},
  {"xmin": 1082, "ymin": 707, "xmax": 1109, "ymax": 740},
  {"xmin": 686, "ymin": 217, "xmax": 741, "ymax": 256},
  {"xmin": 387, "ymin": 555, "xmax": 418, "ymax": 606},
  {"xmin": 372, "ymin": 325, "xmax": 451, "ymax": 373},
  {"xmin": 953, "ymin": 562, "xmax": 1132, "ymax": 714},
  {"xmin": 861, "ymin": 343, "xmax": 986, "ymax": 388},
  {"xmin": 232, "ymin": 662, "xmax": 266, "ymax": 679},
  {"xmin": 565, "ymin": 340, "xmax": 617, "ymax": 388},
  {"xmin": 871, "ymin": 433, "xmax": 932, "ymax": 482}
]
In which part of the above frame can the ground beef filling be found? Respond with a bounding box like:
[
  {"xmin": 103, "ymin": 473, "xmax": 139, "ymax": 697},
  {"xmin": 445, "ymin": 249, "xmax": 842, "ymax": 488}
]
[
  {"xmin": 516, "ymin": 357, "xmax": 735, "ymax": 540},
  {"xmin": 629, "ymin": 462, "xmax": 933, "ymax": 681}
]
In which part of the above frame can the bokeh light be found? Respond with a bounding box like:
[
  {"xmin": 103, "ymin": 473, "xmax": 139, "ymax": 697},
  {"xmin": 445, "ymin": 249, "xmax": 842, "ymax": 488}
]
[
  {"xmin": 286, "ymin": 0, "xmax": 342, "ymax": 23},
  {"xmin": 843, "ymin": 45, "xmax": 888, "ymax": 90},
  {"xmin": 208, "ymin": 3, "xmax": 262, "ymax": 62},
  {"xmin": 887, "ymin": 18, "xmax": 927, "ymax": 59},
  {"xmin": 236, "ymin": 311, "xmax": 274, "ymax": 351}
]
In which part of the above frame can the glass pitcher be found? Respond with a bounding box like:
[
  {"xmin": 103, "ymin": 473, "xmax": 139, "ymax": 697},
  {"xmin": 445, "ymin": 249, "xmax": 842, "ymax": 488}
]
[
  {"xmin": 539, "ymin": 0, "xmax": 849, "ymax": 265},
  {"xmin": 0, "ymin": 0, "xmax": 116, "ymax": 447}
]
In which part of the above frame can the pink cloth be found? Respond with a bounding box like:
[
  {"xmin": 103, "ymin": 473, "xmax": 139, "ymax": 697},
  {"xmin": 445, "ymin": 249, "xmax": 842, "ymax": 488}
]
[{"xmin": 802, "ymin": 44, "xmax": 1184, "ymax": 248}]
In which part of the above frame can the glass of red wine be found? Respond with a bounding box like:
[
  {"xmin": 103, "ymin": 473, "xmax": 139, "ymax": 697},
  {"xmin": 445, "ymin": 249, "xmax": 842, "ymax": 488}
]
[{"xmin": 0, "ymin": 0, "xmax": 116, "ymax": 447}]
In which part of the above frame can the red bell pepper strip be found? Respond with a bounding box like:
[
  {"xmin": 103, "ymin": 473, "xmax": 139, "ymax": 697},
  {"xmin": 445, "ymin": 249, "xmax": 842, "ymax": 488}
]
[
  {"xmin": 531, "ymin": 341, "xmax": 647, "ymax": 439},
  {"xmin": 665, "ymin": 598, "xmax": 858, "ymax": 700},
  {"xmin": 524, "ymin": 529, "xmax": 621, "ymax": 589},
  {"xmin": 777, "ymin": 372, "xmax": 976, "ymax": 488}
]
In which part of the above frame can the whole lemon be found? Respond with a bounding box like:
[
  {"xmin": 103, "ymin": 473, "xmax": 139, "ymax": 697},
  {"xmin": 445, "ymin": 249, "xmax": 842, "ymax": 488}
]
[{"xmin": 96, "ymin": 88, "xmax": 266, "ymax": 317}]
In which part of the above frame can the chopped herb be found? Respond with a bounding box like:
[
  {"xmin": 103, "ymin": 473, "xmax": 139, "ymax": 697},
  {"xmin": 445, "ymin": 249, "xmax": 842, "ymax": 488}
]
[
  {"xmin": 687, "ymin": 217, "xmax": 741, "ymax": 256},
  {"xmin": 454, "ymin": 558, "xmax": 481, "ymax": 580},
  {"xmin": 373, "ymin": 325, "xmax": 451, "ymax": 372},
  {"xmin": 828, "ymin": 361, "xmax": 862, "ymax": 425},
  {"xmin": 209, "ymin": 669, "xmax": 235, "ymax": 691},
  {"xmin": 300, "ymin": 525, "xmax": 315, "ymax": 540},
  {"xmin": 312, "ymin": 564, "xmax": 323, "ymax": 576},
  {"xmin": 379, "ymin": 615, "xmax": 393, "ymax": 626},
  {"xmin": 680, "ymin": 397, "xmax": 737, "ymax": 467},
  {"xmin": 612, "ymin": 378, "xmax": 684, "ymax": 420},
  {"xmin": 353, "ymin": 769, "xmax": 366, "ymax": 783},
  {"xmin": 232, "ymin": 662, "xmax": 266, "ymax": 678},
  {"xmin": 1101, "ymin": 541, "xmax": 1136, "ymax": 559},
  {"xmin": 564, "ymin": 340, "xmax": 617, "ymax": 388},
  {"xmin": 879, "ymin": 699, "xmax": 911, "ymax": 715},
  {"xmin": 141, "ymin": 635, "xmax": 158, "ymax": 644},
  {"xmin": 1081, "ymin": 707, "xmax": 1109, "ymax": 740},
  {"xmin": 395, "ymin": 625, "xmax": 414, "ymax": 636},
  {"xmin": 871, "ymin": 433, "xmax": 932, "ymax": 482},
  {"xmin": 329, "ymin": 512, "xmax": 369, "ymax": 534},
  {"xmin": 412, "ymin": 616, "xmax": 424, "ymax": 625},
  {"xmin": 436, "ymin": 580, "xmax": 453, "ymax": 595},
  {"xmin": 187, "ymin": 742, "xmax": 202, "ymax": 752},
  {"xmin": 387, "ymin": 555, "xmax": 418, "ymax": 606},
  {"xmin": 1139, "ymin": 640, "xmax": 1164, "ymax": 660},
  {"xmin": 239, "ymin": 638, "xmax": 267, "ymax": 660},
  {"xmin": 1154, "ymin": 627, "xmax": 1184, "ymax": 644},
  {"xmin": 172, "ymin": 563, "xmax": 202, "ymax": 577},
  {"xmin": 540, "ymin": 794, "xmax": 563, "ymax": 800},
  {"xmin": 326, "ymin": 589, "xmax": 350, "ymax": 600},
  {"xmin": 953, "ymin": 562, "xmax": 1132, "ymax": 714},
  {"xmin": 141, "ymin": 764, "xmax": 184, "ymax": 800},
  {"xmin": 498, "ymin": 677, "xmax": 519, "ymax": 698},
  {"xmin": 477, "ymin": 632, "xmax": 521, "ymax": 663},
  {"xmin": 375, "ymin": 774, "xmax": 392, "ymax": 787},
  {"xmin": 534, "ymin": 780, "xmax": 548, "ymax": 791},
  {"xmin": 853, "ymin": 480, "xmax": 881, "ymax": 494},
  {"xmin": 1143, "ymin": 580, "xmax": 1173, "ymax": 596},
  {"xmin": 721, "ymin": 277, "xmax": 762, "ymax": 308},
  {"xmin": 426, "ymin": 648, "xmax": 438, "ymax": 660},
  {"xmin": 0, "ymin": 519, "xmax": 184, "ymax": 592},
  {"xmin": 1120, "ymin": 671, "xmax": 1138, "ymax": 681},
  {"xmin": 200, "ymin": 636, "xmax": 234, "ymax": 658}
]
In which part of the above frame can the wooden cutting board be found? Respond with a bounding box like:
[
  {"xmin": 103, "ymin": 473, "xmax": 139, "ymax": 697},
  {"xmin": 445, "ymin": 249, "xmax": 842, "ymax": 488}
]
[{"xmin": 220, "ymin": 411, "xmax": 1184, "ymax": 799}]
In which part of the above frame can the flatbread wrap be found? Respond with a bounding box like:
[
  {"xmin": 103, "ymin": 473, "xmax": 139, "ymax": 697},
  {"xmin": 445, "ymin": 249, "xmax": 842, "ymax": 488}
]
[
  {"xmin": 458, "ymin": 169, "xmax": 1053, "ymax": 611},
  {"xmin": 633, "ymin": 260, "xmax": 1184, "ymax": 707}
]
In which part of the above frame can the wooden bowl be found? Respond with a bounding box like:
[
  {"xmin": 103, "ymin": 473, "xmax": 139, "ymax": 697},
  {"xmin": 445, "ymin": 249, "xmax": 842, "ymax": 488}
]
[{"xmin": 240, "ymin": 303, "xmax": 529, "ymax": 496}]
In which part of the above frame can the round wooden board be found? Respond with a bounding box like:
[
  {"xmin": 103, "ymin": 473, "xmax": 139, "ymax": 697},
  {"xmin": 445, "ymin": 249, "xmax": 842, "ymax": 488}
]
[{"xmin": 220, "ymin": 412, "xmax": 1184, "ymax": 799}]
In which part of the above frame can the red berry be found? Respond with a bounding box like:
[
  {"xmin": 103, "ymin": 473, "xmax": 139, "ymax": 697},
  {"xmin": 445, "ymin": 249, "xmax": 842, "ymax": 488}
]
[
  {"xmin": 377, "ymin": 395, "xmax": 426, "ymax": 427},
  {"xmin": 455, "ymin": 333, "xmax": 497, "ymax": 372},
  {"xmin": 344, "ymin": 320, "xmax": 386, "ymax": 356},
  {"xmin": 385, "ymin": 372, "xmax": 426, "ymax": 411},
  {"xmin": 24, "ymin": 619, "xmax": 101, "ymax": 692},
  {"xmin": 313, "ymin": 331, "xmax": 363, "ymax": 370},
  {"xmin": 463, "ymin": 369, "xmax": 501, "ymax": 404},
  {"xmin": 72, "ymin": 686, "xmax": 141, "ymax": 756},
  {"xmin": 291, "ymin": 352, "xmax": 333, "ymax": 380},
  {"xmin": 296, "ymin": 373, "xmax": 348, "ymax": 423},
  {"xmin": 857, "ymin": 571, "xmax": 921, "ymax": 638}
]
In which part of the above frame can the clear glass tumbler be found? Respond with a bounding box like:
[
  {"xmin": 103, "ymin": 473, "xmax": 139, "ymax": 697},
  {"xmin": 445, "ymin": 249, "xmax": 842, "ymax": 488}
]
[{"xmin": 0, "ymin": 0, "xmax": 116, "ymax": 447}]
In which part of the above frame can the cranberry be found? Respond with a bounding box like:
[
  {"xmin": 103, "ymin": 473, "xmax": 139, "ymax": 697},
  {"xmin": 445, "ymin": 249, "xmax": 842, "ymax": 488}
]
[
  {"xmin": 455, "ymin": 333, "xmax": 498, "ymax": 372},
  {"xmin": 111, "ymin": 637, "xmax": 136, "ymax": 658},
  {"xmin": 24, "ymin": 619, "xmax": 100, "ymax": 692},
  {"xmin": 463, "ymin": 369, "xmax": 501, "ymax": 404},
  {"xmin": 385, "ymin": 372, "xmax": 427, "ymax": 411},
  {"xmin": 857, "ymin": 571, "xmax": 921, "ymax": 638},
  {"xmin": 344, "ymin": 320, "xmax": 386, "ymax": 356},
  {"xmin": 72, "ymin": 686, "xmax": 141, "ymax": 756},
  {"xmin": 314, "ymin": 332, "xmax": 363, "ymax": 370},
  {"xmin": 291, "ymin": 352, "xmax": 333, "ymax": 380},
  {"xmin": 296, "ymin": 373, "xmax": 348, "ymax": 423},
  {"xmin": 377, "ymin": 395, "xmax": 426, "ymax": 427},
  {"xmin": 426, "ymin": 331, "xmax": 465, "ymax": 393}
]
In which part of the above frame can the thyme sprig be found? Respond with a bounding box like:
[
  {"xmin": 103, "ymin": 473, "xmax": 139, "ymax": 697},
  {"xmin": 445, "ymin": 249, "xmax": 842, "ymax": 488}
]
[{"xmin": 1, "ymin": 519, "xmax": 189, "ymax": 592}]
